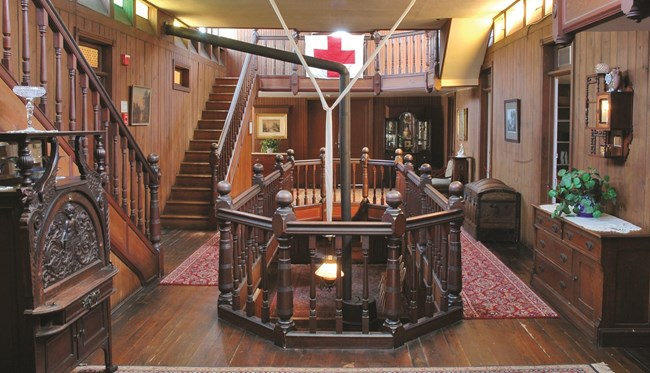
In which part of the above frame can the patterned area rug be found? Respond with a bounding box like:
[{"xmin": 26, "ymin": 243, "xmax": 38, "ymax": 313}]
[
  {"xmin": 460, "ymin": 232, "xmax": 558, "ymax": 319},
  {"xmin": 159, "ymin": 230, "xmax": 557, "ymax": 319},
  {"xmin": 74, "ymin": 363, "xmax": 613, "ymax": 373},
  {"xmin": 159, "ymin": 233, "xmax": 220, "ymax": 285}
]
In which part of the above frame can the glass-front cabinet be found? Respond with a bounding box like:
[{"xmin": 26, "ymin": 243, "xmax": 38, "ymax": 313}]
[{"xmin": 385, "ymin": 111, "xmax": 430, "ymax": 166}]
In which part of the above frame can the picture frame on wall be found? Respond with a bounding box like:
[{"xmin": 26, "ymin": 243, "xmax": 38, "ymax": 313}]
[
  {"xmin": 256, "ymin": 113, "xmax": 288, "ymax": 139},
  {"xmin": 130, "ymin": 85, "xmax": 152, "ymax": 126},
  {"xmin": 457, "ymin": 108, "xmax": 468, "ymax": 141},
  {"xmin": 504, "ymin": 99, "xmax": 520, "ymax": 143}
]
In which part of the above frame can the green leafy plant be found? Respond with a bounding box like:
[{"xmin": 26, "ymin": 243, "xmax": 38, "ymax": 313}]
[
  {"xmin": 547, "ymin": 167, "xmax": 617, "ymax": 218},
  {"xmin": 260, "ymin": 138, "xmax": 279, "ymax": 153}
]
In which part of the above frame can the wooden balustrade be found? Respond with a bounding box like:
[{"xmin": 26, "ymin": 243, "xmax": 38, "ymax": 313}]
[
  {"xmin": 215, "ymin": 147, "xmax": 464, "ymax": 348},
  {"xmin": 256, "ymin": 30, "xmax": 438, "ymax": 79},
  {"xmin": 1, "ymin": 0, "xmax": 162, "ymax": 277}
]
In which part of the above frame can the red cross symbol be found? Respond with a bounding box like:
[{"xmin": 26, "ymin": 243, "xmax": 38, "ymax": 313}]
[{"xmin": 314, "ymin": 36, "xmax": 356, "ymax": 78}]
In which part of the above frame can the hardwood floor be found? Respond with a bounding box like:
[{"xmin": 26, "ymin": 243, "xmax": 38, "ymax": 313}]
[{"xmin": 84, "ymin": 228, "xmax": 649, "ymax": 371}]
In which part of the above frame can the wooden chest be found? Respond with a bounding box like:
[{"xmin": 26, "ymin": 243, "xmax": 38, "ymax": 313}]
[{"xmin": 463, "ymin": 178, "xmax": 520, "ymax": 242}]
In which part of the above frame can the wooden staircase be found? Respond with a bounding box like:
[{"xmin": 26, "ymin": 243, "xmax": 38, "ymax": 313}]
[{"xmin": 161, "ymin": 77, "xmax": 238, "ymax": 229}]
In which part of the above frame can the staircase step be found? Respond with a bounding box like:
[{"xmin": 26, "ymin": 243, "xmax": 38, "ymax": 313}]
[
  {"xmin": 175, "ymin": 174, "xmax": 211, "ymax": 187},
  {"xmin": 202, "ymin": 109, "xmax": 228, "ymax": 120},
  {"xmin": 161, "ymin": 214, "xmax": 213, "ymax": 230},
  {"xmin": 163, "ymin": 200, "xmax": 212, "ymax": 215},
  {"xmin": 212, "ymin": 84, "xmax": 236, "ymax": 94},
  {"xmin": 170, "ymin": 186, "xmax": 211, "ymax": 200},
  {"xmin": 193, "ymin": 129, "xmax": 222, "ymax": 141},
  {"xmin": 206, "ymin": 101, "xmax": 231, "ymax": 110},
  {"xmin": 190, "ymin": 140, "xmax": 218, "ymax": 151},
  {"xmin": 184, "ymin": 150, "xmax": 211, "ymax": 162},
  {"xmin": 198, "ymin": 120, "xmax": 225, "ymax": 130},
  {"xmin": 214, "ymin": 77, "xmax": 239, "ymax": 85},
  {"xmin": 209, "ymin": 93, "xmax": 234, "ymax": 101},
  {"xmin": 180, "ymin": 162, "xmax": 211, "ymax": 174}
]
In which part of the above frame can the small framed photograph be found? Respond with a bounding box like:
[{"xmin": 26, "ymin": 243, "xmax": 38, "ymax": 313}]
[
  {"xmin": 256, "ymin": 113, "xmax": 288, "ymax": 139},
  {"xmin": 457, "ymin": 108, "xmax": 468, "ymax": 141},
  {"xmin": 504, "ymin": 99, "xmax": 520, "ymax": 143},
  {"xmin": 130, "ymin": 85, "xmax": 151, "ymax": 126}
]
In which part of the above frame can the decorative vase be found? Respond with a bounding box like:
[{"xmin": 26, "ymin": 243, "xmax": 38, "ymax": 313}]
[{"xmin": 576, "ymin": 196, "xmax": 597, "ymax": 218}]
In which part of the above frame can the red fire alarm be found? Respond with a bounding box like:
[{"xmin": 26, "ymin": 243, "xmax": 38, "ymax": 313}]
[{"xmin": 121, "ymin": 54, "xmax": 131, "ymax": 66}]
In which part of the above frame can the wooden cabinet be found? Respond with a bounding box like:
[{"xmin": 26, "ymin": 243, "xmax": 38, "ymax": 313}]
[
  {"xmin": 531, "ymin": 205, "xmax": 650, "ymax": 346},
  {"xmin": 0, "ymin": 132, "xmax": 117, "ymax": 372},
  {"xmin": 451, "ymin": 156, "xmax": 470, "ymax": 185}
]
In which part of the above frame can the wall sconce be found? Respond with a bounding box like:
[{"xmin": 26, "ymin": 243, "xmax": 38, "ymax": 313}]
[{"xmin": 598, "ymin": 96, "xmax": 610, "ymax": 125}]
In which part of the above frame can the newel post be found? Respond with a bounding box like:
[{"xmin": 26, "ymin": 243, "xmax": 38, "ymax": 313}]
[
  {"xmin": 419, "ymin": 163, "xmax": 432, "ymax": 216},
  {"xmin": 272, "ymin": 190, "xmax": 296, "ymax": 346},
  {"xmin": 209, "ymin": 143, "xmax": 219, "ymax": 227},
  {"xmin": 446, "ymin": 181, "xmax": 464, "ymax": 308},
  {"xmin": 216, "ymin": 181, "xmax": 234, "ymax": 306},
  {"xmin": 382, "ymin": 191, "xmax": 406, "ymax": 346},
  {"xmin": 147, "ymin": 153, "xmax": 162, "ymax": 276},
  {"xmin": 360, "ymin": 147, "xmax": 369, "ymax": 203},
  {"xmin": 252, "ymin": 162, "xmax": 264, "ymax": 216}
]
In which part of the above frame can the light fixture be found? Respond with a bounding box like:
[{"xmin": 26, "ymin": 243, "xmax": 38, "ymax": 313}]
[
  {"xmin": 315, "ymin": 235, "xmax": 343, "ymax": 289},
  {"xmin": 598, "ymin": 96, "xmax": 610, "ymax": 125}
]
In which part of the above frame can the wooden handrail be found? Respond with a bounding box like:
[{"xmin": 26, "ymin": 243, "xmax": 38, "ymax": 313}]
[{"xmin": 2, "ymin": 0, "xmax": 162, "ymax": 280}]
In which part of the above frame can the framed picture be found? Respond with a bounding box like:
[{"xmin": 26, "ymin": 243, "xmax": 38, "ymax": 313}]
[
  {"xmin": 130, "ymin": 86, "xmax": 151, "ymax": 126},
  {"xmin": 504, "ymin": 99, "xmax": 520, "ymax": 143},
  {"xmin": 457, "ymin": 108, "xmax": 467, "ymax": 141},
  {"xmin": 256, "ymin": 113, "xmax": 288, "ymax": 139}
]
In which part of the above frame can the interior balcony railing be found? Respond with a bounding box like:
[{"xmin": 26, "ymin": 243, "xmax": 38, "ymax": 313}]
[
  {"xmin": 231, "ymin": 29, "xmax": 440, "ymax": 94},
  {"xmin": 215, "ymin": 147, "xmax": 464, "ymax": 349},
  {"xmin": 1, "ymin": 0, "xmax": 162, "ymax": 281}
]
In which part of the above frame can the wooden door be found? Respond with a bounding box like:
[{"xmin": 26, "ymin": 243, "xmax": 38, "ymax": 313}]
[{"xmin": 572, "ymin": 251, "xmax": 603, "ymax": 321}]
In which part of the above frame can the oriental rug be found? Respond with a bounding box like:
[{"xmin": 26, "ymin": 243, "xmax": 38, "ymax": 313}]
[
  {"xmin": 73, "ymin": 362, "xmax": 614, "ymax": 373},
  {"xmin": 159, "ymin": 230, "xmax": 558, "ymax": 319}
]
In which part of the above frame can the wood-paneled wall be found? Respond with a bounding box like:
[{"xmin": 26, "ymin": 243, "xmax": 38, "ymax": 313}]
[
  {"xmin": 458, "ymin": 14, "xmax": 650, "ymax": 247},
  {"xmin": 52, "ymin": 0, "xmax": 225, "ymax": 210}
]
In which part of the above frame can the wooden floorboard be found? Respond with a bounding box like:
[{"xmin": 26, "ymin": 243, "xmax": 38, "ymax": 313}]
[{"xmin": 83, "ymin": 228, "xmax": 649, "ymax": 372}]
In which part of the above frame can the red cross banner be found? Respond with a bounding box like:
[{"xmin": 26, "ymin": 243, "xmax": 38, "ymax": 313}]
[{"xmin": 304, "ymin": 33, "xmax": 365, "ymax": 78}]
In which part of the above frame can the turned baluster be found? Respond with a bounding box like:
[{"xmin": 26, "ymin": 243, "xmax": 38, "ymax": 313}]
[
  {"xmin": 272, "ymin": 190, "xmax": 296, "ymax": 345},
  {"xmin": 319, "ymin": 147, "xmax": 325, "ymax": 203},
  {"xmin": 209, "ymin": 142, "xmax": 219, "ymax": 227},
  {"xmin": 36, "ymin": 8, "xmax": 47, "ymax": 111},
  {"xmin": 137, "ymin": 160, "xmax": 144, "ymax": 232},
  {"xmin": 94, "ymin": 134, "xmax": 106, "ymax": 186},
  {"xmin": 129, "ymin": 148, "xmax": 136, "ymax": 223},
  {"xmin": 361, "ymin": 235, "xmax": 370, "ymax": 334},
  {"xmin": 68, "ymin": 54, "xmax": 76, "ymax": 131},
  {"xmin": 216, "ymin": 181, "xmax": 234, "ymax": 306},
  {"xmin": 382, "ymin": 191, "xmax": 405, "ymax": 342},
  {"xmin": 54, "ymin": 32, "xmax": 63, "ymax": 130},
  {"xmin": 20, "ymin": 0, "xmax": 30, "ymax": 85},
  {"xmin": 245, "ymin": 225, "xmax": 255, "ymax": 317},
  {"xmin": 372, "ymin": 31, "xmax": 381, "ymax": 95},
  {"xmin": 308, "ymin": 235, "xmax": 317, "ymax": 333},
  {"xmin": 80, "ymin": 73, "xmax": 89, "ymax": 159},
  {"xmin": 2, "ymin": 0, "xmax": 11, "ymax": 72},
  {"xmin": 360, "ymin": 147, "xmax": 369, "ymax": 203}
]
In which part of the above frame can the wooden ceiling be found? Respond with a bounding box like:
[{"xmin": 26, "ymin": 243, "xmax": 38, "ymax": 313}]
[{"xmin": 147, "ymin": 0, "xmax": 512, "ymax": 32}]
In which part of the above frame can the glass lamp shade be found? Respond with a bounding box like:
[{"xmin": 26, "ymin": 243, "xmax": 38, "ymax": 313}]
[
  {"xmin": 598, "ymin": 98, "xmax": 610, "ymax": 124},
  {"xmin": 315, "ymin": 256, "xmax": 344, "ymax": 283}
]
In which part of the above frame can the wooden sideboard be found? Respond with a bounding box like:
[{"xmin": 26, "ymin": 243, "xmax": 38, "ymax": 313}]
[
  {"xmin": 531, "ymin": 205, "xmax": 650, "ymax": 347},
  {"xmin": 0, "ymin": 132, "xmax": 117, "ymax": 372}
]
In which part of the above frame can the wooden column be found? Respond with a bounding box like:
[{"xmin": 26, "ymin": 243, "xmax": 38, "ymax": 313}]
[
  {"xmin": 216, "ymin": 181, "xmax": 234, "ymax": 306},
  {"xmin": 446, "ymin": 181, "xmax": 464, "ymax": 308},
  {"xmin": 381, "ymin": 190, "xmax": 406, "ymax": 345},
  {"xmin": 272, "ymin": 190, "xmax": 296, "ymax": 346},
  {"xmin": 361, "ymin": 147, "xmax": 369, "ymax": 203}
]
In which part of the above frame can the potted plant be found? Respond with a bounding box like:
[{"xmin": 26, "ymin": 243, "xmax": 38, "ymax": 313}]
[
  {"xmin": 260, "ymin": 138, "xmax": 279, "ymax": 153},
  {"xmin": 547, "ymin": 167, "xmax": 617, "ymax": 218}
]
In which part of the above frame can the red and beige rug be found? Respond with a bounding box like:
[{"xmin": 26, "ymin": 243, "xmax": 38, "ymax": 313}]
[
  {"xmin": 160, "ymin": 231, "xmax": 557, "ymax": 319},
  {"xmin": 74, "ymin": 363, "xmax": 613, "ymax": 373}
]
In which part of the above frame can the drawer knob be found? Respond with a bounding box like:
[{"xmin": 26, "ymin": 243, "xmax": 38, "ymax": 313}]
[
  {"xmin": 82, "ymin": 289, "xmax": 101, "ymax": 310},
  {"xmin": 552, "ymin": 225, "xmax": 560, "ymax": 233},
  {"xmin": 566, "ymin": 231, "xmax": 574, "ymax": 240},
  {"xmin": 560, "ymin": 253, "xmax": 568, "ymax": 263},
  {"xmin": 573, "ymin": 276, "xmax": 578, "ymax": 281},
  {"xmin": 559, "ymin": 280, "xmax": 567, "ymax": 290},
  {"xmin": 539, "ymin": 239, "xmax": 546, "ymax": 248},
  {"xmin": 586, "ymin": 241, "xmax": 594, "ymax": 251},
  {"xmin": 538, "ymin": 265, "xmax": 545, "ymax": 273}
]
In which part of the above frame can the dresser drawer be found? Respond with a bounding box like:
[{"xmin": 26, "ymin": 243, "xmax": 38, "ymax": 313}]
[
  {"xmin": 534, "ymin": 253, "xmax": 573, "ymax": 301},
  {"xmin": 534, "ymin": 210, "xmax": 562, "ymax": 239},
  {"xmin": 536, "ymin": 229, "xmax": 572, "ymax": 274},
  {"xmin": 563, "ymin": 224, "xmax": 601, "ymax": 261}
]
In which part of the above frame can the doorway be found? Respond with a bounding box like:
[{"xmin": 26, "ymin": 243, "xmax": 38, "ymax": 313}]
[{"xmin": 552, "ymin": 74, "xmax": 571, "ymax": 190}]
